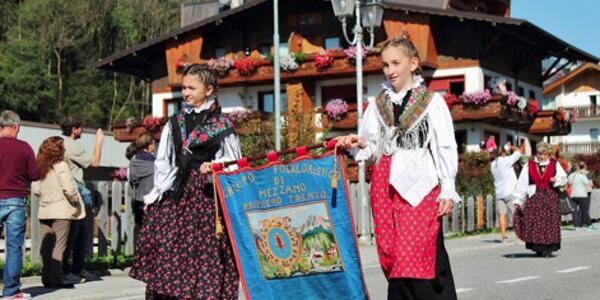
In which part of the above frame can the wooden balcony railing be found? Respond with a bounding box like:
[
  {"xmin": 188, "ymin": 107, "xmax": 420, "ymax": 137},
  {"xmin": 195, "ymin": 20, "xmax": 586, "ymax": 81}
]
[
  {"xmin": 559, "ymin": 142, "xmax": 600, "ymax": 154},
  {"xmin": 566, "ymin": 105, "xmax": 600, "ymax": 119}
]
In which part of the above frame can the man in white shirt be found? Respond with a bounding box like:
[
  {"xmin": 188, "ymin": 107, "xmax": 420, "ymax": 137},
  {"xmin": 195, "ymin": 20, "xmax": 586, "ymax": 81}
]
[
  {"xmin": 490, "ymin": 142, "xmax": 524, "ymax": 242},
  {"xmin": 568, "ymin": 161, "xmax": 595, "ymax": 231}
]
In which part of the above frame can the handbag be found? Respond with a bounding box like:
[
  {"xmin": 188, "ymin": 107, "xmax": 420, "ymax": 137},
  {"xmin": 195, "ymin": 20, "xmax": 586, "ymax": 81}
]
[{"xmin": 558, "ymin": 191, "xmax": 573, "ymax": 215}]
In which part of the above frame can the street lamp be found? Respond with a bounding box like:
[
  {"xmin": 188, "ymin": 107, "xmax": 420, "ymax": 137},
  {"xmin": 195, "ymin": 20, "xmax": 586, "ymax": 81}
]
[{"xmin": 330, "ymin": 0, "xmax": 383, "ymax": 245}]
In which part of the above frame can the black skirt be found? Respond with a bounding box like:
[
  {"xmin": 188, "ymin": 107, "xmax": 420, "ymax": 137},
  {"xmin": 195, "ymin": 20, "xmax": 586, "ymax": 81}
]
[{"xmin": 387, "ymin": 229, "xmax": 457, "ymax": 300}]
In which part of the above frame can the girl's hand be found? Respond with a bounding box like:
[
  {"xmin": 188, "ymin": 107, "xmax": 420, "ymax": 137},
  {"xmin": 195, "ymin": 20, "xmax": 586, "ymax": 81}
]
[
  {"xmin": 334, "ymin": 134, "xmax": 367, "ymax": 150},
  {"xmin": 200, "ymin": 162, "xmax": 213, "ymax": 174},
  {"xmin": 143, "ymin": 203, "xmax": 150, "ymax": 212},
  {"xmin": 437, "ymin": 199, "xmax": 454, "ymax": 216}
]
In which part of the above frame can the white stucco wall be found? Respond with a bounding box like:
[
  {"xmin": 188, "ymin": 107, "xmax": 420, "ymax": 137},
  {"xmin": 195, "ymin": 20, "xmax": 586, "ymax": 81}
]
[{"xmin": 455, "ymin": 122, "xmax": 541, "ymax": 153}]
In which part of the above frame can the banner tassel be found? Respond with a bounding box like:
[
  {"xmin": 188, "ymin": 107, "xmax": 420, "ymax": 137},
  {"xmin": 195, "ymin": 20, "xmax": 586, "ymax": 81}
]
[
  {"xmin": 331, "ymin": 142, "xmax": 339, "ymax": 190},
  {"xmin": 212, "ymin": 165, "xmax": 223, "ymax": 238}
]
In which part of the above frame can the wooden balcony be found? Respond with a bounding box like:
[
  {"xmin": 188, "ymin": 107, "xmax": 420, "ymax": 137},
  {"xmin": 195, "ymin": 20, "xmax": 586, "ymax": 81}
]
[
  {"xmin": 559, "ymin": 142, "xmax": 600, "ymax": 154},
  {"xmin": 565, "ymin": 105, "xmax": 600, "ymax": 119}
]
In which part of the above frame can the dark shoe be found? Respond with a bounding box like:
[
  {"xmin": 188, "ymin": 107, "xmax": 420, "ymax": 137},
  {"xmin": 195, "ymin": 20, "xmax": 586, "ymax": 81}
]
[{"xmin": 78, "ymin": 269, "xmax": 101, "ymax": 281}]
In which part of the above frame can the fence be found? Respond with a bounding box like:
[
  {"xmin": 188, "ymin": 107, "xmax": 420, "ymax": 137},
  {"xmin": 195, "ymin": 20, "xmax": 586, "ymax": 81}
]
[{"xmin": 26, "ymin": 181, "xmax": 600, "ymax": 263}]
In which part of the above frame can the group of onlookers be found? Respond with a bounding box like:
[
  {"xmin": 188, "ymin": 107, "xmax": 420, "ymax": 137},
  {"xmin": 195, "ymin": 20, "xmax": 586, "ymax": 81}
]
[{"xmin": 0, "ymin": 111, "xmax": 103, "ymax": 300}]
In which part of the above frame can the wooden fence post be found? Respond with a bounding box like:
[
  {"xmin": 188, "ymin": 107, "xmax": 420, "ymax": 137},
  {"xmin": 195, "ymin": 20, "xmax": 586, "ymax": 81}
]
[
  {"xmin": 467, "ymin": 196, "xmax": 475, "ymax": 232},
  {"xmin": 476, "ymin": 195, "xmax": 484, "ymax": 230},
  {"xmin": 111, "ymin": 181, "xmax": 123, "ymax": 255},
  {"xmin": 485, "ymin": 194, "xmax": 494, "ymax": 230},
  {"xmin": 124, "ymin": 183, "xmax": 135, "ymax": 256},
  {"xmin": 451, "ymin": 202, "xmax": 460, "ymax": 233},
  {"xmin": 97, "ymin": 181, "xmax": 109, "ymax": 256}
]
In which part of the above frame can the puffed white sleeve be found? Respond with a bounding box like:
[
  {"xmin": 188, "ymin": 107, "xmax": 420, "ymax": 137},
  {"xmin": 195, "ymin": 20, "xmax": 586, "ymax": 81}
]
[
  {"xmin": 143, "ymin": 122, "xmax": 178, "ymax": 205},
  {"xmin": 430, "ymin": 94, "xmax": 462, "ymax": 203},
  {"xmin": 213, "ymin": 132, "xmax": 242, "ymax": 171},
  {"xmin": 512, "ymin": 163, "xmax": 530, "ymax": 205},
  {"xmin": 553, "ymin": 162, "xmax": 568, "ymax": 188},
  {"xmin": 349, "ymin": 102, "xmax": 381, "ymax": 162}
]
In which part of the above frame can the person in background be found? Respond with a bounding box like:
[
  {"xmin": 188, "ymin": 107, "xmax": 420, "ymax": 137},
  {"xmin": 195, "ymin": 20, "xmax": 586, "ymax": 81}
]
[
  {"xmin": 491, "ymin": 142, "xmax": 525, "ymax": 243},
  {"xmin": 60, "ymin": 116, "xmax": 104, "ymax": 282},
  {"xmin": 125, "ymin": 133, "xmax": 156, "ymax": 248},
  {"xmin": 0, "ymin": 110, "xmax": 40, "ymax": 300},
  {"xmin": 486, "ymin": 135, "xmax": 497, "ymax": 153},
  {"xmin": 569, "ymin": 161, "xmax": 596, "ymax": 231},
  {"xmin": 32, "ymin": 137, "xmax": 86, "ymax": 288},
  {"xmin": 512, "ymin": 141, "xmax": 567, "ymax": 257}
]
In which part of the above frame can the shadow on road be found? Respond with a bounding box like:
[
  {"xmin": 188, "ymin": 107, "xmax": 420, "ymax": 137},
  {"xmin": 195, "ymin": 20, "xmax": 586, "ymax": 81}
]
[
  {"xmin": 502, "ymin": 253, "xmax": 541, "ymax": 259},
  {"xmin": 22, "ymin": 286, "xmax": 71, "ymax": 297}
]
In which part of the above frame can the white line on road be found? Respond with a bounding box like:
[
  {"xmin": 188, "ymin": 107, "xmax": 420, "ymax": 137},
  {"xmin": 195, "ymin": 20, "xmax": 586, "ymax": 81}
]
[
  {"xmin": 456, "ymin": 288, "xmax": 474, "ymax": 293},
  {"xmin": 495, "ymin": 276, "xmax": 540, "ymax": 284},
  {"xmin": 556, "ymin": 266, "xmax": 591, "ymax": 273}
]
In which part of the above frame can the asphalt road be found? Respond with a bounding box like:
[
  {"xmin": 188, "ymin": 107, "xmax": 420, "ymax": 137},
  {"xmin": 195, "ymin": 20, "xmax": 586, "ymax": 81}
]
[{"xmin": 15, "ymin": 224, "xmax": 600, "ymax": 300}]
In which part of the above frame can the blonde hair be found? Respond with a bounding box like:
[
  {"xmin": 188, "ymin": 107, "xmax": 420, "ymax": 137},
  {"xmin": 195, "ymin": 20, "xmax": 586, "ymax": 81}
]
[
  {"xmin": 536, "ymin": 141, "xmax": 551, "ymax": 154},
  {"xmin": 381, "ymin": 34, "xmax": 422, "ymax": 75}
]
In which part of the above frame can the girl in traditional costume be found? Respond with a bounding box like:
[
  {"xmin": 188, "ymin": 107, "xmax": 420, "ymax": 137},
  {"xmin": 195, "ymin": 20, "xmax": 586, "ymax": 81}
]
[
  {"xmin": 130, "ymin": 64, "xmax": 241, "ymax": 299},
  {"xmin": 337, "ymin": 36, "xmax": 459, "ymax": 300},
  {"xmin": 512, "ymin": 141, "xmax": 567, "ymax": 257}
]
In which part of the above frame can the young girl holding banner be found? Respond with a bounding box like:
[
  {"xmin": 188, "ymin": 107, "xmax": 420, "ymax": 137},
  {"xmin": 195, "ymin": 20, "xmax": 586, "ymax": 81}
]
[
  {"xmin": 336, "ymin": 36, "xmax": 460, "ymax": 300},
  {"xmin": 130, "ymin": 64, "xmax": 242, "ymax": 299}
]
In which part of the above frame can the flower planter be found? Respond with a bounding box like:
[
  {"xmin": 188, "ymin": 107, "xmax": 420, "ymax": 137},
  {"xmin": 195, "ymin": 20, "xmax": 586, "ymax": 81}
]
[
  {"xmin": 319, "ymin": 103, "xmax": 358, "ymax": 129},
  {"xmin": 111, "ymin": 119, "xmax": 167, "ymax": 142}
]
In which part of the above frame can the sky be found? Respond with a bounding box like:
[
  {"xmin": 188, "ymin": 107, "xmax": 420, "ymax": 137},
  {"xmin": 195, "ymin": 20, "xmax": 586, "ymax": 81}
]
[{"xmin": 511, "ymin": 0, "xmax": 600, "ymax": 60}]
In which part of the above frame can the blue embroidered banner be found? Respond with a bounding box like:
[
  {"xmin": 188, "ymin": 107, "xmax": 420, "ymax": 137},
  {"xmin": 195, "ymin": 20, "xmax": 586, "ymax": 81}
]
[{"xmin": 215, "ymin": 153, "xmax": 369, "ymax": 300}]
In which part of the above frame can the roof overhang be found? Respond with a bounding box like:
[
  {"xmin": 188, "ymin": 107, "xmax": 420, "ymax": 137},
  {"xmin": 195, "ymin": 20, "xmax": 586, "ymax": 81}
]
[
  {"xmin": 543, "ymin": 62, "xmax": 600, "ymax": 95},
  {"xmin": 92, "ymin": 0, "xmax": 599, "ymax": 80}
]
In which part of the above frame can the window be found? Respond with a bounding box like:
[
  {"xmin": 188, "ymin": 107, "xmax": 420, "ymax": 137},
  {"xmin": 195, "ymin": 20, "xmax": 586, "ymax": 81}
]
[
  {"xmin": 214, "ymin": 48, "xmax": 226, "ymax": 58},
  {"xmin": 427, "ymin": 76, "xmax": 465, "ymax": 96},
  {"xmin": 259, "ymin": 44, "xmax": 270, "ymax": 57},
  {"xmin": 506, "ymin": 82, "xmax": 513, "ymax": 91},
  {"xmin": 542, "ymin": 98, "xmax": 556, "ymax": 110},
  {"xmin": 322, "ymin": 84, "xmax": 357, "ymax": 104},
  {"xmin": 591, "ymin": 129, "xmax": 599, "ymax": 142},
  {"xmin": 259, "ymin": 91, "xmax": 287, "ymax": 113},
  {"xmin": 163, "ymin": 98, "xmax": 182, "ymax": 117},
  {"xmin": 591, "ymin": 95, "xmax": 598, "ymax": 106},
  {"xmin": 529, "ymin": 90, "xmax": 536, "ymax": 100},
  {"xmin": 517, "ymin": 86, "xmax": 524, "ymax": 96},
  {"xmin": 324, "ymin": 37, "xmax": 341, "ymax": 50},
  {"xmin": 279, "ymin": 43, "xmax": 289, "ymax": 54}
]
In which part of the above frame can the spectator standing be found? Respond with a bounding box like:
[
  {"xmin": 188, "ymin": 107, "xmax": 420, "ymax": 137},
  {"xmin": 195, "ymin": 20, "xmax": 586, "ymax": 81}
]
[
  {"xmin": 125, "ymin": 133, "xmax": 156, "ymax": 248},
  {"xmin": 32, "ymin": 137, "xmax": 86, "ymax": 288},
  {"xmin": 60, "ymin": 116, "xmax": 104, "ymax": 282},
  {"xmin": 0, "ymin": 110, "xmax": 40, "ymax": 300},
  {"xmin": 491, "ymin": 143, "xmax": 524, "ymax": 242},
  {"xmin": 569, "ymin": 161, "xmax": 596, "ymax": 231}
]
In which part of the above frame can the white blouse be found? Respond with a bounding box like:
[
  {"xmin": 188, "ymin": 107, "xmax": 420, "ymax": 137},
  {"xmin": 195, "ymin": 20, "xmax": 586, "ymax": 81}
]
[
  {"xmin": 352, "ymin": 77, "xmax": 461, "ymax": 207},
  {"xmin": 143, "ymin": 100, "xmax": 242, "ymax": 204},
  {"xmin": 511, "ymin": 159, "xmax": 568, "ymax": 205}
]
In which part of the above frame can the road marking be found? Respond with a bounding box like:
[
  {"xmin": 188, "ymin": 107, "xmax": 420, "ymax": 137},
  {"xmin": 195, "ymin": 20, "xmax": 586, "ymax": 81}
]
[
  {"xmin": 556, "ymin": 266, "xmax": 591, "ymax": 273},
  {"xmin": 495, "ymin": 276, "xmax": 540, "ymax": 284},
  {"xmin": 456, "ymin": 288, "xmax": 474, "ymax": 293}
]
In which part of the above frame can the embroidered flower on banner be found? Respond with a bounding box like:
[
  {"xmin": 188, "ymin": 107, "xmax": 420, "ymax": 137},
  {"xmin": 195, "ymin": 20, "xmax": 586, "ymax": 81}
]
[
  {"xmin": 325, "ymin": 98, "xmax": 349, "ymax": 120},
  {"xmin": 314, "ymin": 51, "xmax": 335, "ymax": 69},
  {"xmin": 461, "ymin": 89, "xmax": 492, "ymax": 105}
]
